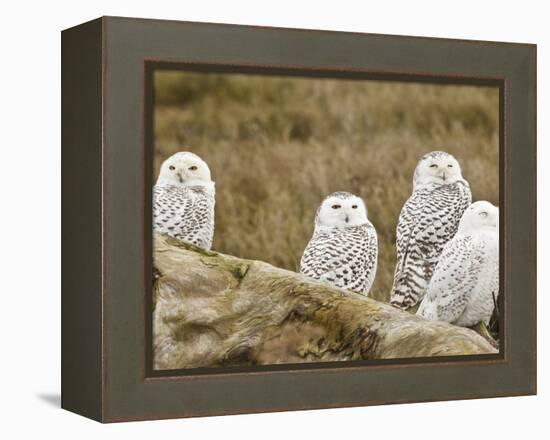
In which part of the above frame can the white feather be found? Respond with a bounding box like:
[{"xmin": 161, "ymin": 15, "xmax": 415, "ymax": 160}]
[{"xmin": 417, "ymin": 201, "xmax": 499, "ymax": 326}]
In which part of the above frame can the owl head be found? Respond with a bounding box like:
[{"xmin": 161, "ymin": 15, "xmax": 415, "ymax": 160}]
[
  {"xmin": 458, "ymin": 201, "xmax": 499, "ymax": 235},
  {"xmin": 315, "ymin": 192, "xmax": 369, "ymax": 228},
  {"xmin": 413, "ymin": 151, "xmax": 464, "ymax": 189},
  {"xmin": 156, "ymin": 151, "xmax": 213, "ymax": 187}
]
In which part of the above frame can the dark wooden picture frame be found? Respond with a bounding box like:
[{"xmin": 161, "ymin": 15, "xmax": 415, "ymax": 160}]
[{"xmin": 62, "ymin": 16, "xmax": 536, "ymax": 423}]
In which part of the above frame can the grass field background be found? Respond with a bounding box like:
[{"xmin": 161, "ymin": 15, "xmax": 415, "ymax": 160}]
[{"xmin": 154, "ymin": 71, "xmax": 499, "ymax": 302}]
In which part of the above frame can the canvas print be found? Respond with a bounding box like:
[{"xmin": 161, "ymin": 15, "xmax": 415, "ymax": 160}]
[{"xmin": 151, "ymin": 70, "xmax": 500, "ymax": 371}]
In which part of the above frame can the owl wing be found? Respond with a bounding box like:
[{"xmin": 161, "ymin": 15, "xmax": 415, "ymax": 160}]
[
  {"xmin": 360, "ymin": 224, "xmax": 378, "ymax": 294},
  {"xmin": 342, "ymin": 223, "xmax": 378, "ymax": 294},
  {"xmin": 398, "ymin": 182, "xmax": 471, "ymax": 269},
  {"xmin": 300, "ymin": 230, "xmax": 346, "ymax": 284},
  {"xmin": 417, "ymin": 235, "xmax": 481, "ymax": 323},
  {"xmin": 391, "ymin": 181, "xmax": 471, "ymax": 308},
  {"xmin": 394, "ymin": 191, "xmax": 426, "ymax": 263},
  {"xmin": 391, "ymin": 190, "xmax": 440, "ymax": 307}
]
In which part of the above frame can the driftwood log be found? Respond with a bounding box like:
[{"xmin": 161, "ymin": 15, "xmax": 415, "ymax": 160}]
[{"xmin": 153, "ymin": 233, "xmax": 496, "ymax": 370}]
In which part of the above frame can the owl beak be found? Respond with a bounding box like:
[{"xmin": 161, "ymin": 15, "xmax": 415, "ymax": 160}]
[
  {"xmin": 177, "ymin": 172, "xmax": 184, "ymax": 183},
  {"xmin": 345, "ymin": 215, "xmax": 350, "ymax": 223}
]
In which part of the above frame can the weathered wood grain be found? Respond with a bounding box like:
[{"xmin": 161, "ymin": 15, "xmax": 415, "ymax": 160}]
[{"xmin": 153, "ymin": 233, "xmax": 496, "ymax": 370}]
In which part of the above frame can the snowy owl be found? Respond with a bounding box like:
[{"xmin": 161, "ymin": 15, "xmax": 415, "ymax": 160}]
[
  {"xmin": 153, "ymin": 151, "xmax": 215, "ymax": 250},
  {"xmin": 417, "ymin": 201, "xmax": 499, "ymax": 327},
  {"xmin": 390, "ymin": 151, "xmax": 471, "ymax": 310},
  {"xmin": 300, "ymin": 192, "xmax": 378, "ymax": 296}
]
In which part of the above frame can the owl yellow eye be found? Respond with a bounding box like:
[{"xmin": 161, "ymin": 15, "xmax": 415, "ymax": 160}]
[
  {"xmin": 189, "ymin": 165, "xmax": 198, "ymax": 171},
  {"xmin": 447, "ymin": 164, "xmax": 453, "ymax": 168},
  {"xmin": 352, "ymin": 205, "xmax": 358, "ymax": 209},
  {"xmin": 429, "ymin": 164, "xmax": 438, "ymax": 168},
  {"xmin": 331, "ymin": 204, "xmax": 341, "ymax": 209},
  {"xmin": 169, "ymin": 165, "xmax": 175, "ymax": 171}
]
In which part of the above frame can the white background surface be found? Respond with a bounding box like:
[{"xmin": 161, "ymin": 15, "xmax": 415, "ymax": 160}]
[{"xmin": 1, "ymin": 1, "xmax": 546, "ymax": 438}]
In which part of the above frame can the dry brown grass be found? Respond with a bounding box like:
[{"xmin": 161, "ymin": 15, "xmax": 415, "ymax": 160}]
[{"xmin": 154, "ymin": 71, "xmax": 499, "ymax": 302}]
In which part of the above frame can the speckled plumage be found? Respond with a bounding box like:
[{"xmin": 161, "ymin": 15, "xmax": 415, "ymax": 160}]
[
  {"xmin": 153, "ymin": 184, "xmax": 215, "ymax": 250},
  {"xmin": 300, "ymin": 192, "xmax": 378, "ymax": 296},
  {"xmin": 417, "ymin": 201, "xmax": 499, "ymax": 327},
  {"xmin": 390, "ymin": 151, "xmax": 471, "ymax": 309},
  {"xmin": 153, "ymin": 152, "xmax": 215, "ymax": 250}
]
